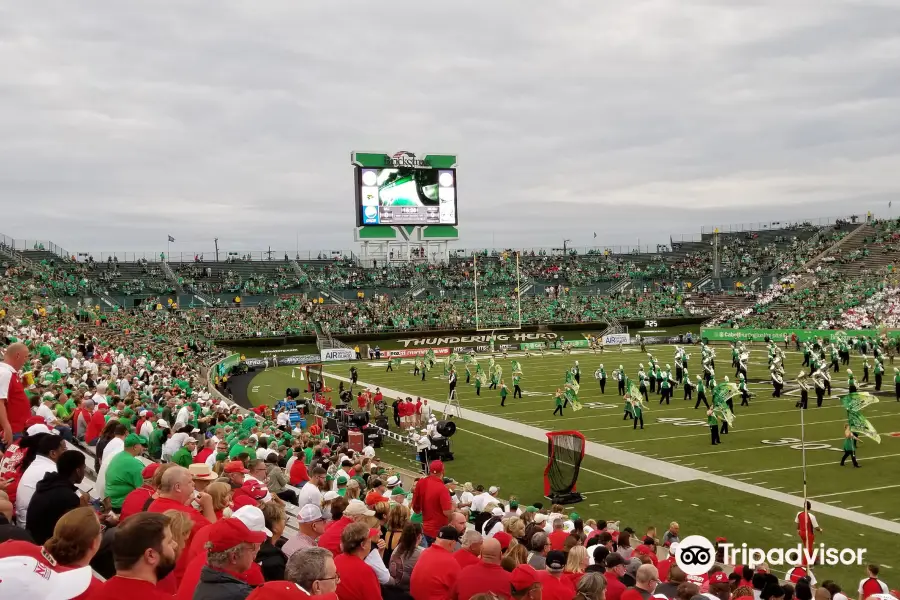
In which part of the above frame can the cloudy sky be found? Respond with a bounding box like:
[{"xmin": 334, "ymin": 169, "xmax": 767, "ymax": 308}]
[{"xmin": 3, "ymin": 1, "xmax": 900, "ymax": 257}]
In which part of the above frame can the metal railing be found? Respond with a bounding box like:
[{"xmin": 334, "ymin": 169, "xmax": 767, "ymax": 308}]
[{"xmin": 699, "ymin": 215, "xmax": 863, "ymax": 236}]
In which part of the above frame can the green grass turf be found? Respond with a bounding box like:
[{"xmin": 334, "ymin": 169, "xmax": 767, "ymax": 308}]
[{"xmin": 245, "ymin": 344, "xmax": 900, "ymax": 583}]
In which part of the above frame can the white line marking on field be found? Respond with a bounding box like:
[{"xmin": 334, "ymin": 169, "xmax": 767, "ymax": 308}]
[
  {"xmin": 756, "ymin": 482, "xmax": 768, "ymax": 486},
  {"xmin": 637, "ymin": 498, "xmax": 645, "ymax": 501},
  {"xmin": 725, "ymin": 514, "xmax": 734, "ymax": 518},
  {"xmin": 614, "ymin": 500, "xmax": 623, "ymax": 503},
  {"xmin": 675, "ymin": 498, "xmax": 683, "ymax": 502},
  {"xmin": 846, "ymin": 505, "xmax": 864, "ymax": 510},
  {"xmin": 810, "ymin": 483, "xmax": 900, "ymax": 499},
  {"xmin": 764, "ymin": 526, "xmax": 772, "ymax": 531},
  {"xmin": 871, "ymin": 511, "xmax": 885, "ymax": 515},
  {"xmin": 708, "ymin": 508, "xmax": 717, "ymax": 513},
  {"xmin": 659, "ymin": 495, "xmax": 668, "ymax": 498},
  {"xmin": 784, "ymin": 533, "xmax": 793, "ymax": 538},
  {"xmin": 744, "ymin": 520, "xmax": 753, "ymax": 524},
  {"xmin": 825, "ymin": 500, "xmax": 843, "ymax": 504},
  {"xmin": 691, "ymin": 503, "xmax": 699, "ymax": 507}
]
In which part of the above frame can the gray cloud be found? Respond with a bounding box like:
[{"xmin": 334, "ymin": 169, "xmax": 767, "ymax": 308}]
[{"xmin": 1, "ymin": 0, "xmax": 899, "ymax": 255}]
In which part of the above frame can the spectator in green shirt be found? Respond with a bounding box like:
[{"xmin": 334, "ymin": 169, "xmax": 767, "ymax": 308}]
[
  {"xmin": 171, "ymin": 437, "xmax": 197, "ymax": 468},
  {"xmin": 105, "ymin": 433, "xmax": 148, "ymax": 509}
]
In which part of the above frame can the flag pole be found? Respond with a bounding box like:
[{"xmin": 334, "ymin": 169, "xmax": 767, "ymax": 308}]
[{"xmin": 800, "ymin": 401, "xmax": 810, "ymax": 575}]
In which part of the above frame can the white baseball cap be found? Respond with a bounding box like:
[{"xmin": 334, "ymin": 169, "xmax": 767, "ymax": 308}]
[
  {"xmin": 157, "ymin": 419, "xmax": 170, "ymax": 428},
  {"xmin": 323, "ymin": 491, "xmax": 340, "ymax": 502},
  {"xmin": 0, "ymin": 556, "xmax": 92, "ymax": 599},
  {"xmin": 26, "ymin": 423, "xmax": 57, "ymax": 436},
  {"xmin": 298, "ymin": 505, "xmax": 325, "ymax": 524},
  {"xmin": 232, "ymin": 505, "xmax": 273, "ymax": 537},
  {"xmin": 489, "ymin": 486, "xmax": 499, "ymax": 494}
]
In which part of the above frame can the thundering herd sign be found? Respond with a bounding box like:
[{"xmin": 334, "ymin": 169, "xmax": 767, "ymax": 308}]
[{"xmin": 397, "ymin": 332, "xmax": 560, "ymax": 348}]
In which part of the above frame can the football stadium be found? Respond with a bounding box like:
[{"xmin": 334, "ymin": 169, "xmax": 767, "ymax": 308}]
[{"xmin": 4, "ymin": 5, "xmax": 900, "ymax": 600}]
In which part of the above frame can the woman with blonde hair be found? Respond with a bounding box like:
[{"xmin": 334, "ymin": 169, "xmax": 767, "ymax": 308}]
[
  {"xmin": 205, "ymin": 481, "xmax": 233, "ymax": 519},
  {"xmin": 42, "ymin": 507, "xmax": 105, "ymax": 597},
  {"xmin": 500, "ymin": 538, "xmax": 528, "ymax": 571},
  {"xmin": 163, "ymin": 509, "xmax": 195, "ymax": 555},
  {"xmin": 346, "ymin": 478, "xmax": 362, "ymax": 500},
  {"xmin": 564, "ymin": 545, "xmax": 589, "ymax": 589},
  {"xmin": 504, "ymin": 517, "xmax": 526, "ymax": 542}
]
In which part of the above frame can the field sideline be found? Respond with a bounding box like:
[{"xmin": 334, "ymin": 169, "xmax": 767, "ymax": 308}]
[{"xmin": 245, "ymin": 342, "xmax": 900, "ymax": 583}]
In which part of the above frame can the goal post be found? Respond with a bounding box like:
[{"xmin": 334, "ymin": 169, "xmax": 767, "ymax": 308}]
[{"xmin": 473, "ymin": 251, "xmax": 523, "ymax": 332}]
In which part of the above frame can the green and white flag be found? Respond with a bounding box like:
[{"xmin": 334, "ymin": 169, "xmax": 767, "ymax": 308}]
[
  {"xmin": 511, "ymin": 360, "xmax": 522, "ymax": 375},
  {"xmin": 841, "ymin": 392, "xmax": 881, "ymax": 443},
  {"xmin": 711, "ymin": 382, "xmax": 738, "ymax": 427}
]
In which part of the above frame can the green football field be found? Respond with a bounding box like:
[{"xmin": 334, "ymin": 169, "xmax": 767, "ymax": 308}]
[{"xmin": 245, "ymin": 343, "xmax": 900, "ymax": 583}]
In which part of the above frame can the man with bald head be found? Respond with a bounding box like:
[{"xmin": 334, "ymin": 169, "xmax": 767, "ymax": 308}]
[
  {"xmin": 450, "ymin": 537, "xmax": 512, "ymax": 600},
  {"xmin": 0, "ymin": 342, "xmax": 30, "ymax": 445}
]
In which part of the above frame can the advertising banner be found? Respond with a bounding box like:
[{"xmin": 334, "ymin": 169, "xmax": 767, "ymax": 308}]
[
  {"xmin": 321, "ymin": 348, "xmax": 354, "ymax": 362},
  {"xmin": 243, "ymin": 354, "xmax": 322, "ymax": 368},
  {"xmin": 700, "ymin": 328, "xmax": 899, "ymax": 343},
  {"xmin": 217, "ymin": 353, "xmax": 241, "ymax": 377},
  {"xmin": 520, "ymin": 342, "xmax": 548, "ymax": 350},
  {"xmin": 397, "ymin": 332, "xmax": 558, "ymax": 348},
  {"xmin": 553, "ymin": 339, "xmax": 590, "ymax": 349},
  {"xmin": 603, "ymin": 333, "xmax": 631, "ymax": 346},
  {"xmin": 384, "ymin": 347, "xmax": 452, "ymax": 359}
]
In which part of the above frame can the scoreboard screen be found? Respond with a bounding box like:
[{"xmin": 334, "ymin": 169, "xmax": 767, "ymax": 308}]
[{"xmin": 356, "ymin": 166, "xmax": 457, "ymax": 226}]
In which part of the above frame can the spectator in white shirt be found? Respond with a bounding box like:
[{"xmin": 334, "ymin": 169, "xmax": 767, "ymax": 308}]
[
  {"xmin": 15, "ymin": 430, "xmax": 67, "ymax": 528},
  {"xmin": 52, "ymin": 355, "xmax": 69, "ymax": 375},
  {"xmin": 297, "ymin": 466, "xmax": 326, "ymax": 508}
]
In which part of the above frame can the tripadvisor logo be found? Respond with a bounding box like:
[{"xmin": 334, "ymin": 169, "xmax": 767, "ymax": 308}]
[{"xmin": 674, "ymin": 535, "xmax": 867, "ymax": 576}]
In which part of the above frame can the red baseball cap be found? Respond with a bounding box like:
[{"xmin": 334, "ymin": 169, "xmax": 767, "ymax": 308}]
[
  {"xmin": 493, "ymin": 531, "xmax": 513, "ymax": 551},
  {"xmin": 141, "ymin": 463, "xmax": 161, "ymax": 479},
  {"xmin": 233, "ymin": 495, "xmax": 259, "ymax": 510},
  {"xmin": 710, "ymin": 572, "xmax": 730, "ymax": 584},
  {"xmin": 510, "ymin": 564, "xmax": 540, "ymax": 592},
  {"xmin": 224, "ymin": 461, "xmax": 249, "ymax": 474},
  {"xmin": 715, "ymin": 537, "xmax": 727, "ymax": 543},
  {"xmin": 206, "ymin": 518, "xmax": 266, "ymax": 552},
  {"xmin": 429, "ymin": 460, "xmax": 444, "ymax": 474},
  {"xmin": 242, "ymin": 480, "xmax": 270, "ymax": 501},
  {"xmin": 25, "ymin": 416, "xmax": 45, "ymax": 427}
]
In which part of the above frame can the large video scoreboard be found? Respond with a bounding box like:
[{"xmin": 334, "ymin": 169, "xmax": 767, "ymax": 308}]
[{"xmin": 352, "ymin": 151, "xmax": 458, "ymax": 226}]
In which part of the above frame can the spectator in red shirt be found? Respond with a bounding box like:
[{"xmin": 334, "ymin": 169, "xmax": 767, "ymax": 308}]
[
  {"xmin": 548, "ymin": 518, "xmax": 569, "ymax": 551},
  {"xmin": 120, "ymin": 463, "xmax": 165, "ymax": 522},
  {"xmin": 288, "ymin": 455, "xmax": 308, "ymax": 486},
  {"xmin": 451, "ymin": 537, "xmax": 510, "ymax": 600},
  {"xmin": 621, "ymin": 564, "xmax": 660, "ymax": 600},
  {"xmin": 193, "ymin": 438, "xmax": 214, "ymax": 465},
  {"xmin": 334, "ymin": 522, "xmax": 383, "ymax": 600},
  {"xmin": 147, "ymin": 466, "xmax": 217, "ymax": 585},
  {"xmin": 410, "ymin": 526, "xmax": 462, "ymax": 600},
  {"xmin": 411, "ymin": 460, "xmax": 453, "ymax": 544},
  {"xmin": 85, "ymin": 402, "xmax": 109, "ymax": 446},
  {"xmin": 0, "ymin": 343, "xmax": 31, "ymax": 444},
  {"xmin": 604, "ymin": 553, "xmax": 628, "ymax": 600},
  {"xmin": 540, "ymin": 550, "xmax": 576, "ymax": 600},
  {"xmin": 318, "ymin": 499, "xmax": 375, "ymax": 556},
  {"xmin": 89, "ymin": 512, "xmax": 180, "ymax": 600},
  {"xmin": 280, "ymin": 547, "xmax": 340, "ymax": 598},
  {"xmin": 509, "ymin": 564, "xmax": 543, "ymax": 599},
  {"xmin": 364, "ymin": 478, "xmax": 390, "ymax": 507},
  {"xmin": 0, "ymin": 507, "xmax": 105, "ymax": 599},
  {"xmin": 454, "ymin": 530, "xmax": 483, "ymax": 569}
]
